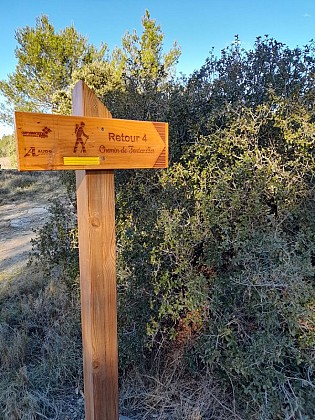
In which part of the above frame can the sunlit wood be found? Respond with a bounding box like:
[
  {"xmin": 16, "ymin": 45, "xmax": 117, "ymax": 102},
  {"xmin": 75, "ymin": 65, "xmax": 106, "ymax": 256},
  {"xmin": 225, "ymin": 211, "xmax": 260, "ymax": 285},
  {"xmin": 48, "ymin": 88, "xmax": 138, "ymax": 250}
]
[{"xmin": 15, "ymin": 110, "xmax": 168, "ymax": 170}]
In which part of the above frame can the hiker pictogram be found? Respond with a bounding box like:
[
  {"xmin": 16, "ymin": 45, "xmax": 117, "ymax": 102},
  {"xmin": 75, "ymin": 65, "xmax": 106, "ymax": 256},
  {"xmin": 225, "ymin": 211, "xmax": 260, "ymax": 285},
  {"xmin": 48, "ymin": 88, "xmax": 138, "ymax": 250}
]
[{"xmin": 74, "ymin": 122, "xmax": 89, "ymax": 152}]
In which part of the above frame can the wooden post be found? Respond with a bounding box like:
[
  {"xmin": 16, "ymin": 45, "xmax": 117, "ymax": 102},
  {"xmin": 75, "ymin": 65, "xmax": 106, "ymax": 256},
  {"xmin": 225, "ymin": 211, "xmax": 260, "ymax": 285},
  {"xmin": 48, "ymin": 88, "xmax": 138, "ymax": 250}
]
[
  {"xmin": 72, "ymin": 81, "xmax": 118, "ymax": 420},
  {"xmin": 15, "ymin": 81, "xmax": 168, "ymax": 419}
]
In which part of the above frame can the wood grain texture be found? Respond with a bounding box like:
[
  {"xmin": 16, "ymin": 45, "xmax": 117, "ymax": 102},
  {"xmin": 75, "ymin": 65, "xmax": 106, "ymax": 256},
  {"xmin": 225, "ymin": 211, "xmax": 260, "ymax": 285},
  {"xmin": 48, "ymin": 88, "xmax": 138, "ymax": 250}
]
[
  {"xmin": 73, "ymin": 81, "xmax": 118, "ymax": 420},
  {"xmin": 14, "ymin": 110, "xmax": 168, "ymax": 170}
]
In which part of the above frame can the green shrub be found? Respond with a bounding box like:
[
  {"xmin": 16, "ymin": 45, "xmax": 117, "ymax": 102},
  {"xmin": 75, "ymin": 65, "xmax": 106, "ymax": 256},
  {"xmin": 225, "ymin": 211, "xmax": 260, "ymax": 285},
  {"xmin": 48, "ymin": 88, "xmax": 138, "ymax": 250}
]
[
  {"xmin": 24, "ymin": 36, "xmax": 315, "ymax": 418},
  {"xmin": 143, "ymin": 104, "xmax": 315, "ymax": 418},
  {"xmin": 30, "ymin": 198, "xmax": 79, "ymax": 290}
]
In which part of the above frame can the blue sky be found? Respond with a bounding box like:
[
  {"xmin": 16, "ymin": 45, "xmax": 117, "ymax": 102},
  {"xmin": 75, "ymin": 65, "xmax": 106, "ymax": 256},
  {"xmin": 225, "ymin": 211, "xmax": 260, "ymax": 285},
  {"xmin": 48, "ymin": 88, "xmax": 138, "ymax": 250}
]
[{"xmin": 1, "ymin": 0, "xmax": 315, "ymax": 136}]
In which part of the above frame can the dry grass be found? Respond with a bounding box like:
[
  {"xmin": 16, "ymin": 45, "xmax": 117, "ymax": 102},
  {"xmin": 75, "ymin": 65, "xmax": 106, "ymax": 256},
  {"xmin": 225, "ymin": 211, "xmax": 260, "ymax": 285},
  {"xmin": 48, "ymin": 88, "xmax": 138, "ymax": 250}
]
[
  {"xmin": 120, "ymin": 362, "xmax": 243, "ymax": 420},
  {"xmin": 0, "ymin": 170, "xmax": 64, "ymax": 205},
  {"xmin": 0, "ymin": 262, "xmax": 84, "ymax": 419}
]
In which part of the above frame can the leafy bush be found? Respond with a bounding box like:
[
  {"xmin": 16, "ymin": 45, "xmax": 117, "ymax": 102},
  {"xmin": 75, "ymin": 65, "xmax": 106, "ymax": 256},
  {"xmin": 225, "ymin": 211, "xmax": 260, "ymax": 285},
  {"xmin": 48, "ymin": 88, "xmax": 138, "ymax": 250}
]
[
  {"xmin": 107, "ymin": 101, "xmax": 314, "ymax": 418},
  {"xmin": 16, "ymin": 29, "xmax": 315, "ymax": 418},
  {"xmin": 30, "ymin": 198, "xmax": 79, "ymax": 290},
  {"xmin": 143, "ymin": 103, "xmax": 315, "ymax": 417}
]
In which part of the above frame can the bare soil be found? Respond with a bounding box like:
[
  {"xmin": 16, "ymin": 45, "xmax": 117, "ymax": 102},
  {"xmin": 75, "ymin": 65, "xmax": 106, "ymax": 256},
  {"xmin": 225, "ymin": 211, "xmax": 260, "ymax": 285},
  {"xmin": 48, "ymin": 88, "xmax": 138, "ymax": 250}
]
[
  {"xmin": 0, "ymin": 200, "xmax": 49, "ymax": 279},
  {"xmin": 0, "ymin": 170, "xmax": 63, "ymax": 281}
]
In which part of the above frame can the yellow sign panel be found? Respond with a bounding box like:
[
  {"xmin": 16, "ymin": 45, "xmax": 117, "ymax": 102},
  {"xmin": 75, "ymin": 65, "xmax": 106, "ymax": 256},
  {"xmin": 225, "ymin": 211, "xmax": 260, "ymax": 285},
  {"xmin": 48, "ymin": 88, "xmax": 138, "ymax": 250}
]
[
  {"xmin": 63, "ymin": 157, "xmax": 100, "ymax": 166},
  {"xmin": 15, "ymin": 112, "xmax": 168, "ymax": 171}
]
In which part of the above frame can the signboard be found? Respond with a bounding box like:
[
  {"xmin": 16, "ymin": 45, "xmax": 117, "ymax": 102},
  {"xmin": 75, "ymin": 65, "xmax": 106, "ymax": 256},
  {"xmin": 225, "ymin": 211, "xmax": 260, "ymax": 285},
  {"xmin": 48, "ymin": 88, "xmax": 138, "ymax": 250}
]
[
  {"xmin": 14, "ymin": 81, "xmax": 168, "ymax": 420},
  {"xmin": 15, "ymin": 111, "xmax": 168, "ymax": 171}
]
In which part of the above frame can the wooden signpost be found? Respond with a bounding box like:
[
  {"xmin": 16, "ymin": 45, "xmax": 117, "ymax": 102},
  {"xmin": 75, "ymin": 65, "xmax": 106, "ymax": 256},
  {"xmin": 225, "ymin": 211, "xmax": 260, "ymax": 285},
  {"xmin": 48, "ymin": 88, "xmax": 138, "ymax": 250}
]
[
  {"xmin": 14, "ymin": 81, "xmax": 168, "ymax": 420},
  {"xmin": 15, "ymin": 111, "xmax": 168, "ymax": 171}
]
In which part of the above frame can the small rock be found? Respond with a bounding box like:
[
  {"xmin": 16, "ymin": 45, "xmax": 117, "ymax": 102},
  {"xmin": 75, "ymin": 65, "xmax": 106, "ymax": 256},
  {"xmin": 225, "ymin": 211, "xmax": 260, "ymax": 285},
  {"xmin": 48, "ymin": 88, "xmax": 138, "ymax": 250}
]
[
  {"xmin": 10, "ymin": 218, "xmax": 29, "ymax": 228},
  {"xmin": 27, "ymin": 207, "xmax": 48, "ymax": 216},
  {"xmin": 9, "ymin": 207, "xmax": 48, "ymax": 229},
  {"xmin": 0, "ymin": 220, "xmax": 10, "ymax": 229}
]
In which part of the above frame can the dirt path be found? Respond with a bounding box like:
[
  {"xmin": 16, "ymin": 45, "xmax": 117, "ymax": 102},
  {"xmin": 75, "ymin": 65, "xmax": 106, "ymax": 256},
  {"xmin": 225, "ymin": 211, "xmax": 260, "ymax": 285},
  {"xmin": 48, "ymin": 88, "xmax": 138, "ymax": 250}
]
[
  {"xmin": 0, "ymin": 200, "xmax": 49, "ymax": 279},
  {"xmin": 0, "ymin": 170, "xmax": 66, "ymax": 281}
]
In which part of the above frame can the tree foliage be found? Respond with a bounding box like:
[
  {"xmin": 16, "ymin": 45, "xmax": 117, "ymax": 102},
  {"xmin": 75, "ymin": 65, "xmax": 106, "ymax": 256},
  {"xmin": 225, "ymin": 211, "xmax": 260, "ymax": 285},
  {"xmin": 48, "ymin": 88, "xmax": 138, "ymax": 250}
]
[
  {"xmin": 182, "ymin": 36, "xmax": 315, "ymax": 142},
  {"xmin": 79, "ymin": 10, "xmax": 181, "ymax": 123},
  {"xmin": 121, "ymin": 10, "xmax": 180, "ymax": 91},
  {"xmin": 0, "ymin": 134, "xmax": 17, "ymax": 167},
  {"xmin": 0, "ymin": 15, "xmax": 106, "ymax": 123},
  {"xmin": 0, "ymin": 134, "xmax": 14, "ymax": 157}
]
